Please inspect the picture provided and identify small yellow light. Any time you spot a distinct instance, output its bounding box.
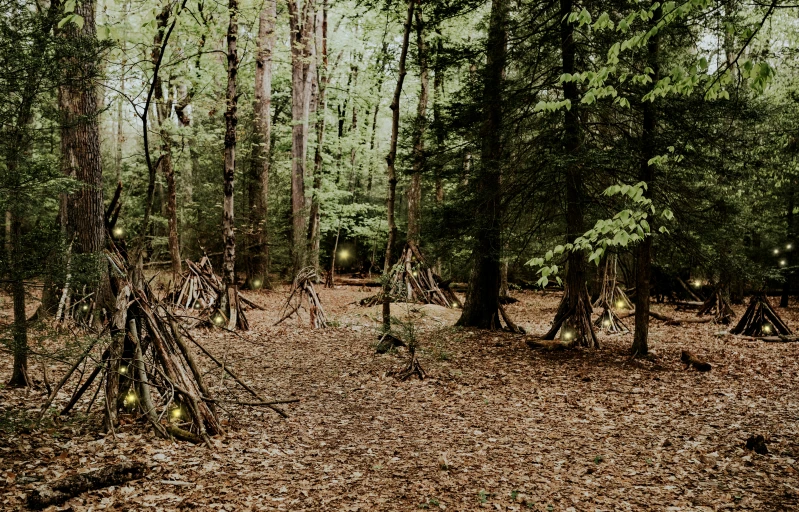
[603,319,610,327]
[563,331,572,341]
[763,324,772,333]
[616,300,625,309]
[125,392,136,404]
[81,304,89,311]
[171,408,181,419]
[693,280,702,288]
[194,302,203,310]
[213,315,224,325]
[252,279,262,289]
[774,248,780,255]
[780,260,787,267]
[412,271,418,277]
[119,366,126,374]
[113,227,124,237]
[339,249,350,260]
[788,244,793,250]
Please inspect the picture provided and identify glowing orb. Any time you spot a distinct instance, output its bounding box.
[763,324,772,333]
[252,279,262,289]
[124,392,136,404]
[171,408,181,419]
[693,280,702,288]
[412,271,418,277]
[774,249,780,255]
[194,302,203,310]
[781,260,787,266]
[339,250,350,260]
[603,319,610,327]
[81,304,89,311]
[119,366,126,374]
[113,227,124,237]
[616,301,625,309]
[563,331,573,341]
[213,315,224,325]
[788,244,794,250]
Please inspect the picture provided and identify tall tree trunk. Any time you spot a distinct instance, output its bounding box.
[406,6,429,247]
[115,43,125,185]
[59,0,104,257]
[383,0,416,329]
[781,186,794,307]
[222,0,239,329]
[456,0,507,329]
[632,3,661,355]
[248,0,276,288]
[8,214,28,388]
[541,0,597,347]
[288,0,316,275]
[308,0,328,276]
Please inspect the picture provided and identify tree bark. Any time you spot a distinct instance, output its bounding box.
[456,0,507,329]
[222,0,239,329]
[632,3,661,356]
[383,0,416,329]
[8,214,28,388]
[248,0,276,287]
[406,6,429,247]
[287,0,316,275]
[59,0,105,256]
[308,1,328,276]
[781,186,794,307]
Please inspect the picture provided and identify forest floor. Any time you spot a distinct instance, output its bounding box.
[1,286,799,511]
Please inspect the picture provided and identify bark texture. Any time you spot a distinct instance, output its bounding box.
[222,0,239,329]
[407,5,429,247]
[456,0,507,329]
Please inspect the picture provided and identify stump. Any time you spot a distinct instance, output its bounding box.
[730,293,791,337]
[275,267,328,329]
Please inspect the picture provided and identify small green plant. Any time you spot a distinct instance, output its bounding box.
[646,457,653,465]
[478,490,490,504]
[594,455,604,464]
[547,504,554,511]
[510,490,519,500]
[419,497,440,509]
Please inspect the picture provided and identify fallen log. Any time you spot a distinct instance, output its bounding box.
[27,462,146,510]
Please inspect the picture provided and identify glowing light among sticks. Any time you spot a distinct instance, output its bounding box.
[339,249,350,260]
[113,227,124,237]
[616,300,625,310]
[252,279,262,289]
[171,408,181,420]
[81,304,90,312]
[124,392,136,405]
[194,302,203,310]
[562,331,573,341]
[603,319,611,327]
[119,366,127,374]
[412,271,418,277]
[693,280,702,288]
[763,324,772,334]
[213,315,225,325]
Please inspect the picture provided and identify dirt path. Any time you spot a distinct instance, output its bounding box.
[2,289,798,510]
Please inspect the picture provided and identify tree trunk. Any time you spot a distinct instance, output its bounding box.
[456,0,507,329]
[249,0,276,287]
[288,0,316,275]
[222,0,239,329]
[8,214,28,388]
[59,0,105,257]
[407,6,429,247]
[308,1,328,276]
[781,186,794,307]
[383,0,416,329]
[115,43,125,185]
[632,2,661,356]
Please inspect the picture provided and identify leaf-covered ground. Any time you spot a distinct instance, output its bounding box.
[2,288,799,511]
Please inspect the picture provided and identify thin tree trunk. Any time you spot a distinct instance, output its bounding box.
[308,1,328,276]
[249,0,276,287]
[781,187,794,307]
[115,45,125,185]
[288,0,316,275]
[383,0,416,329]
[456,0,507,329]
[222,0,239,329]
[633,2,661,356]
[8,214,28,388]
[406,6,429,247]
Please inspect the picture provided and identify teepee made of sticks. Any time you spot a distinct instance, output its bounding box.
[697,285,735,324]
[730,293,792,337]
[171,257,258,330]
[275,267,328,328]
[592,256,632,333]
[361,243,461,308]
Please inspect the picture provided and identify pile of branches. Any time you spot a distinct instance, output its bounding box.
[592,256,631,334]
[697,285,735,324]
[275,267,328,328]
[42,248,291,445]
[360,243,461,308]
[730,293,791,337]
[170,257,260,330]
